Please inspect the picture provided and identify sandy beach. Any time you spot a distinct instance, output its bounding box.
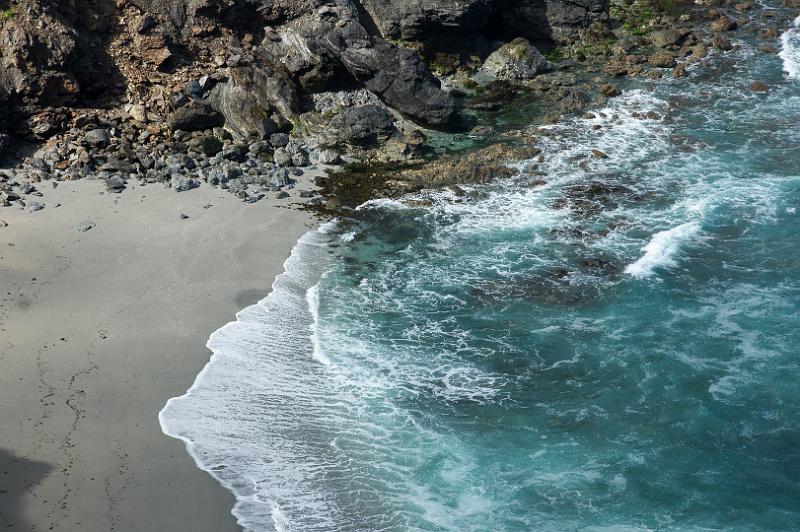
[0,178,317,531]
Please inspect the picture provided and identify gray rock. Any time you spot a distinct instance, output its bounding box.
[291,151,310,167]
[27,202,45,212]
[248,141,269,155]
[85,128,110,148]
[359,0,491,40]
[267,7,458,127]
[185,79,203,98]
[128,104,149,122]
[245,193,265,204]
[106,175,126,192]
[275,191,290,199]
[331,105,397,146]
[318,149,341,165]
[222,146,247,162]
[198,75,216,91]
[169,102,225,132]
[200,137,224,157]
[206,62,299,139]
[274,148,292,167]
[73,221,96,232]
[482,38,551,80]
[269,133,289,147]
[649,29,688,48]
[498,0,608,45]
[0,220,7,228]
[172,176,200,192]
[222,165,243,180]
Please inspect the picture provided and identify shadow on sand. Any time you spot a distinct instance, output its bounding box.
[0,448,53,532]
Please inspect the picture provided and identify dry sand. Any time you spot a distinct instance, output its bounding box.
[0,177,319,531]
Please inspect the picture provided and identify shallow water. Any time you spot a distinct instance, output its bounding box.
[161,13,800,531]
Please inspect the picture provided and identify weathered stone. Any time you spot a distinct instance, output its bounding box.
[73,221,96,232]
[318,149,341,165]
[330,105,397,147]
[269,133,290,147]
[600,84,621,97]
[291,151,310,167]
[85,129,110,148]
[710,16,737,32]
[201,137,224,157]
[170,102,225,132]
[106,175,126,192]
[274,148,292,166]
[712,35,734,50]
[481,38,551,80]
[649,29,689,47]
[648,52,677,68]
[172,176,200,191]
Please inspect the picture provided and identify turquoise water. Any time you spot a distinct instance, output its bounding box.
[161,12,800,532]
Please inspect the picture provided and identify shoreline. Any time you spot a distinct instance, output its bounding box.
[0,179,317,531]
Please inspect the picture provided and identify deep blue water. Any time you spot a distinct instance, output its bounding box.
[161,12,800,531]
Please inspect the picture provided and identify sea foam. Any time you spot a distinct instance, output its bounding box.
[780,16,800,79]
[625,222,702,278]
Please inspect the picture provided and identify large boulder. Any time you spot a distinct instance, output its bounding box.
[496,0,609,45]
[169,102,225,132]
[0,6,81,105]
[206,58,300,138]
[359,0,493,40]
[482,38,551,80]
[267,5,458,127]
[329,105,398,146]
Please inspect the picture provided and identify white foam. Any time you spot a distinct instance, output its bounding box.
[306,283,332,365]
[159,224,339,531]
[780,16,800,80]
[625,222,702,278]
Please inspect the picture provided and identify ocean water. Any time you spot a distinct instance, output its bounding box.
[161,13,800,531]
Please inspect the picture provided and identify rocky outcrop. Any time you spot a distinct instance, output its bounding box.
[263,4,458,127]
[359,0,493,41]
[0,0,619,202]
[206,60,299,139]
[0,5,81,106]
[496,0,609,45]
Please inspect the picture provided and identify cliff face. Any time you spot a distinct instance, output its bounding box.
[0,0,608,147]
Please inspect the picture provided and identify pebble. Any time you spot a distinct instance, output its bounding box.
[73,221,96,232]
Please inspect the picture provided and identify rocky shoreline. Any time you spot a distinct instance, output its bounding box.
[0,0,797,218]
